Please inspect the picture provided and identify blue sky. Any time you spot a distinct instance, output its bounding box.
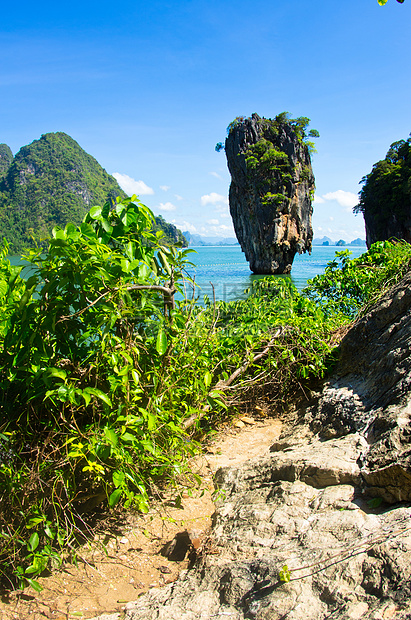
[1,0,410,242]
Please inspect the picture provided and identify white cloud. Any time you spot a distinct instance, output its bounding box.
[206,223,235,236]
[210,171,223,180]
[207,219,220,225]
[112,173,154,195]
[200,192,229,206]
[160,185,170,191]
[155,202,176,212]
[171,219,197,233]
[313,194,325,204]
[174,194,183,201]
[321,190,358,209]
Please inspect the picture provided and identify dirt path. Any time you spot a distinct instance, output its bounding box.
[0,417,281,620]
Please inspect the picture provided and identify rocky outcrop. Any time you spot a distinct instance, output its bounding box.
[225,114,314,274]
[0,144,13,181]
[123,270,411,620]
[354,137,411,248]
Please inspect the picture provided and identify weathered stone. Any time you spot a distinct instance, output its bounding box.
[124,271,411,619]
[225,114,314,274]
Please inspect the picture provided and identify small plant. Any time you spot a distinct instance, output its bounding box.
[279,565,291,582]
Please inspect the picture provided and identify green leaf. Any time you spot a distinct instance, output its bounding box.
[26,517,45,529]
[47,368,67,381]
[104,429,118,447]
[112,470,125,487]
[0,280,7,297]
[83,387,112,407]
[204,371,212,389]
[378,0,388,4]
[28,532,39,551]
[279,565,291,583]
[89,205,102,219]
[156,328,168,355]
[101,219,114,234]
[109,488,123,508]
[120,432,137,443]
[26,578,43,592]
[52,227,66,240]
[158,250,171,275]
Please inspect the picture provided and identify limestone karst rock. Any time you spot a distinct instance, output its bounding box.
[354,137,411,248]
[224,113,315,274]
[0,133,187,252]
[123,270,411,620]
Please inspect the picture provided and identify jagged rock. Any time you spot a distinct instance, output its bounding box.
[224,114,315,274]
[304,270,411,503]
[124,272,411,620]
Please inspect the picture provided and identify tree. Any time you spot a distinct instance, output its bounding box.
[378,0,405,4]
[354,136,411,247]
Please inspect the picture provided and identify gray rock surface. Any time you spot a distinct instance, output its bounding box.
[225,114,314,274]
[124,272,411,619]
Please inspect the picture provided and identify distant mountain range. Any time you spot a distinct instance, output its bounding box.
[184,232,366,248]
[312,236,366,247]
[0,132,186,253]
[183,231,239,246]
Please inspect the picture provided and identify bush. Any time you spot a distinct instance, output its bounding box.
[0,197,409,591]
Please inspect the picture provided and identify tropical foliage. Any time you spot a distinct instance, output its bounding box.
[0,194,409,592]
[0,133,187,253]
[354,136,411,244]
[0,133,125,252]
[237,113,317,211]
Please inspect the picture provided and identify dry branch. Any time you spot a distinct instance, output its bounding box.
[183,327,284,430]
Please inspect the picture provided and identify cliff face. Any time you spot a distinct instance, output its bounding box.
[355,137,411,248]
[225,114,315,274]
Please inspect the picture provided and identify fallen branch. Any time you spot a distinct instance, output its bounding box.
[183,326,284,430]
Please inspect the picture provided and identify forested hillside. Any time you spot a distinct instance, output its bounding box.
[0,133,186,252]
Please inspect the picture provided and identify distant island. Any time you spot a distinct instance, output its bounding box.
[183,231,239,246]
[312,236,366,247]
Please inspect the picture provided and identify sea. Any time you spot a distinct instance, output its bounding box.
[8,244,366,304]
[183,244,365,303]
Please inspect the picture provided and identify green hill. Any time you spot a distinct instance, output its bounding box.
[0,144,13,181]
[0,132,186,252]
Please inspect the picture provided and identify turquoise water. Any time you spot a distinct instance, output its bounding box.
[184,245,365,303]
[8,244,366,304]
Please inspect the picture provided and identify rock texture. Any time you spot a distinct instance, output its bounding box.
[225,114,314,274]
[0,144,13,181]
[124,270,411,620]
